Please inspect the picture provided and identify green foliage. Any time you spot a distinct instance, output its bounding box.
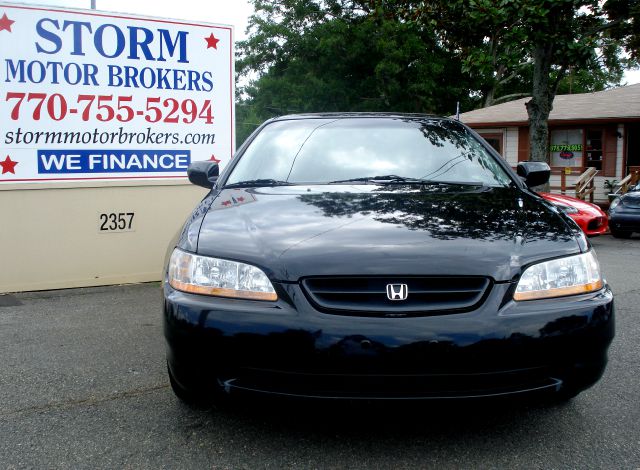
[236,0,478,146]
[400,0,635,107]
[394,0,638,165]
[556,65,625,95]
[605,0,640,60]
[604,179,619,192]
[235,0,639,158]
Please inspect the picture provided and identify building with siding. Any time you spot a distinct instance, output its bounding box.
[458,84,640,202]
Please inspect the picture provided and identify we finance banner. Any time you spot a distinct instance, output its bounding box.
[0,3,234,184]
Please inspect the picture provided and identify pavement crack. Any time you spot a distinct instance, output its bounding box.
[0,383,169,419]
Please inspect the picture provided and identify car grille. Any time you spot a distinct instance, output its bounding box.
[224,366,560,399]
[301,276,491,316]
[587,217,605,230]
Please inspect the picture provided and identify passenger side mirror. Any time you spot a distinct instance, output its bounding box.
[187,161,219,189]
[517,161,550,188]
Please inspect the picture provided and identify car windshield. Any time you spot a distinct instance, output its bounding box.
[226,118,513,187]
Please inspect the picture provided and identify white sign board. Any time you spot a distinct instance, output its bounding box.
[0,3,234,185]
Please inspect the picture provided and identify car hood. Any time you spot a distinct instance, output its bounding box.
[620,190,640,207]
[193,185,580,282]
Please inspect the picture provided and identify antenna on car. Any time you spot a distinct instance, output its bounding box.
[455,101,460,121]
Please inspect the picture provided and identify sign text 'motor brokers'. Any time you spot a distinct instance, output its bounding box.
[5,19,214,91]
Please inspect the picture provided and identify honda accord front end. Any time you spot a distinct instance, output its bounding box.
[163,114,614,403]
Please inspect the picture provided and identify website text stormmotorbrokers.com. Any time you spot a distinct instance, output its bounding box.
[4,126,216,146]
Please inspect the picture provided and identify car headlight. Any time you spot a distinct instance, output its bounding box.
[514,251,603,301]
[168,249,277,301]
[555,203,578,214]
[609,198,621,211]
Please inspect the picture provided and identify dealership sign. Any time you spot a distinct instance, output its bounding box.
[0,3,234,184]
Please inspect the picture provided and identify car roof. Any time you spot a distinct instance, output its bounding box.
[270,112,449,122]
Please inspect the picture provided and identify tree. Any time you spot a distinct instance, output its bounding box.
[237,0,639,166]
[402,0,638,168]
[236,0,479,145]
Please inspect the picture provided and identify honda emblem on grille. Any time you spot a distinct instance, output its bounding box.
[386,283,408,301]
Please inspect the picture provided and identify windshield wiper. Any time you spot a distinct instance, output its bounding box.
[224,179,294,189]
[329,175,486,186]
[329,175,421,184]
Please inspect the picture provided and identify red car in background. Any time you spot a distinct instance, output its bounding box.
[540,192,609,236]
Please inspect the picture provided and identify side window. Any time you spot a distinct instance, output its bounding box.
[585,129,603,171]
[478,133,503,156]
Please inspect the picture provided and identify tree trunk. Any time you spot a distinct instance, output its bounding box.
[525,44,556,191]
[482,56,505,108]
[483,87,495,108]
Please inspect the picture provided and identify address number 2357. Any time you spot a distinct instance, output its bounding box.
[99,212,135,232]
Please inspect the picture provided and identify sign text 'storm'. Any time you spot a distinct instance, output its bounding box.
[36,19,189,62]
[4,17,214,90]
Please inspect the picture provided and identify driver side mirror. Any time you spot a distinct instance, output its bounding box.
[517,161,550,188]
[187,161,219,189]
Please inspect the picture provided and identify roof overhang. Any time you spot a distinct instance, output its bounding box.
[466,116,640,128]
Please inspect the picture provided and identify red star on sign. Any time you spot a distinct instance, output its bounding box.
[0,155,18,174]
[221,200,231,206]
[0,13,15,32]
[237,197,245,202]
[209,154,221,163]
[205,33,220,49]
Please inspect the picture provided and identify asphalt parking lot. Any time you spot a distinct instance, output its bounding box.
[1,234,640,469]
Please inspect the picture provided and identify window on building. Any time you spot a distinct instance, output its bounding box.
[478,133,503,156]
[585,130,603,171]
[550,129,583,167]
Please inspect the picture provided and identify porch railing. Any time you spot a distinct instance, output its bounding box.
[610,167,640,196]
[550,167,598,203]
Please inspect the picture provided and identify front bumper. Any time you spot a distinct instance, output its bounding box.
[164,281,614,400]
[582,216,608,236]
[609,212,640,233]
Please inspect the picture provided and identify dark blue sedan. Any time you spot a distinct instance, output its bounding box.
[163,114,614,405]
[609,183,640,238]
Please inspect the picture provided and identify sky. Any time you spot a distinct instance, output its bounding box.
[19,0,254,39]
[10,0,640,85]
